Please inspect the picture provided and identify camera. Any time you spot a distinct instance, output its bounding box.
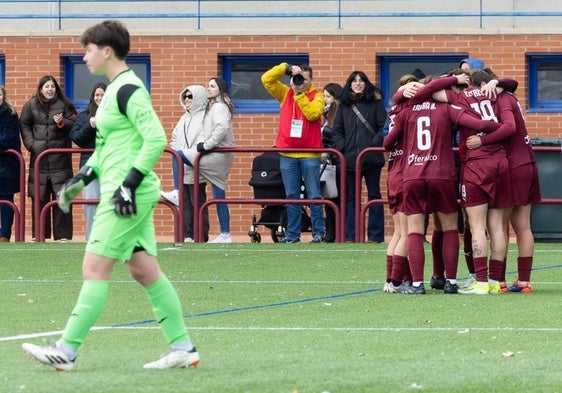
[292,74,304,86]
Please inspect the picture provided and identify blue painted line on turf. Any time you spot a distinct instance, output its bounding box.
[109,263,562,328]
[111,288,379,327]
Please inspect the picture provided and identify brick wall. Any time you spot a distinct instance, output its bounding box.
[3,32,562,242]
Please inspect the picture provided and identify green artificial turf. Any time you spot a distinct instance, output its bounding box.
[0,242,560,393]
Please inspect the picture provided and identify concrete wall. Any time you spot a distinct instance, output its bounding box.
[2,0,562,33]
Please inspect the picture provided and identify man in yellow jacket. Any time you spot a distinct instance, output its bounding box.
[261,62,326,243]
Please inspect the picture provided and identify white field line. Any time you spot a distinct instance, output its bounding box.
[2,325,561,343]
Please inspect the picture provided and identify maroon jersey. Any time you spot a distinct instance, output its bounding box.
[498,91,536,167]
[446,87,515,161]
[400,99,499,182]
[384,102,409,175]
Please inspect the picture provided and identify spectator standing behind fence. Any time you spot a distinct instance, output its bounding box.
[261,62,325,243]
[321,82,343,243]
[70,82,106,240]
[177,77,235,244]
[161,85,210,243]
[332,71,387,243]
[20,75,77,242]
[0,86,21,242]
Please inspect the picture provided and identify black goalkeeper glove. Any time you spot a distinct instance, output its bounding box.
[57,166,97,213]
[110,168,145,217]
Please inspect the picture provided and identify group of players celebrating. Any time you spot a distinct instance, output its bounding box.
[382,63,540,295]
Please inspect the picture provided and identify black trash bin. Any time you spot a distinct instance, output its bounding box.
[529,137,562,242]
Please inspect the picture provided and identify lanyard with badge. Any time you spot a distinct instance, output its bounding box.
[290,99,304,138]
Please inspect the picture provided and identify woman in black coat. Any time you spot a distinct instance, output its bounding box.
[70,82,106,240]
[20,75,77,242]
[0,86,21,242]
[333,71,387,243]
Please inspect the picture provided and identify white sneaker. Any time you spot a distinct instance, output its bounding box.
[184,237,194,243]
[209,233,232,243]
[143,348,200,369]
[461,273,477,289]
[161,189,179,207]
[22,342,75,371]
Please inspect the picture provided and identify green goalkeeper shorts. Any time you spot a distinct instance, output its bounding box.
[86,198,158,262]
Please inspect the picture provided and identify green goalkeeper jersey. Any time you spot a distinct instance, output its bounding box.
[87,69,167,204]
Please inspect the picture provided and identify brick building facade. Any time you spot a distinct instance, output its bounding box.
[2,31,561,241]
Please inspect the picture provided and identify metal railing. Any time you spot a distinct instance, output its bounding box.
[192,147,346,243]
[0,149,25,242]
[7,144,562,243]
[33,147,185,243]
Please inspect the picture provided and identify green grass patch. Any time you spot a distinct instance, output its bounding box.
[0,242,560,392]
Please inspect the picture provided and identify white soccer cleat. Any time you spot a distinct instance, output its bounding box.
[143,348,200,369]
[208,233,232,244]
[161,189,180,207]
[461,273,477,289]
[458,281,490,295]
[22,342,75,371]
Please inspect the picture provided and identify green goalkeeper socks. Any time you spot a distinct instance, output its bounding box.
[61,280,109,351]
[145,275,191,347]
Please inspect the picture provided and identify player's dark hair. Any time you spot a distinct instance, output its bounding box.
[446,68,470,90]
[398,74,418,87]
[470,69,493,87]
[80,20,130,60]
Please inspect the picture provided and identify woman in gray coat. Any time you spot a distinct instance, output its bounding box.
[20,75,77,242]
[186,77,235,243]
[161,85,210,242]
[163,79,234,243]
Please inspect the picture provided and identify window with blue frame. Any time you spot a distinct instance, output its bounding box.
[62,54,150,112]
[378,53,468,109]
[0,55,5,86]
[528,53,562,112]
[220,53,309,114]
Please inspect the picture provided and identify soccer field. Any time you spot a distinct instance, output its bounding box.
[1,242,560,393]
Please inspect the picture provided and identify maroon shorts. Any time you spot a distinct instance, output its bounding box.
[510,163,541,206]
[403,179,458,215]
[460,156,511,208]
[387,172,404,215]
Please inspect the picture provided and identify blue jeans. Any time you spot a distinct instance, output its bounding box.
[176,151,230,234]
[211,184,230,233]
[0,193,15,239]
[345,165,384,242]
[279,156,325,240]
[171,155,181,189]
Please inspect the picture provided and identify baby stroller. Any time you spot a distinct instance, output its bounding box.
[248,151,311,243]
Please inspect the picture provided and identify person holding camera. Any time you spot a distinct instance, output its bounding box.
[261,63,325,243]
[332,70,387,243]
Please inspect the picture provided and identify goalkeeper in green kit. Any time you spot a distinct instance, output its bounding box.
[22,20,200,371]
